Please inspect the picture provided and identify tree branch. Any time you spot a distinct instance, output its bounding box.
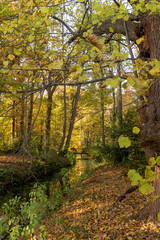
[67,18,140,44]
[52,15,75,35]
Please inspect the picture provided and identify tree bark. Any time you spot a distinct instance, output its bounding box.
[101,89,105,147]
[20,94,25,143]
[45,86,57,154]
[27,83,34,136]
[59,83,67,151]
[63,85,81,155]
[117,81,122,128]
[117,38,123,129]
[112,88,116,146]
[12,100,15,141]
[137,14,160,222]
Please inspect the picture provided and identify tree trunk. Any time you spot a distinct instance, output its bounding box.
[59,83,67,151]
[137,14,160,222]
[63,85,81,155]
[117,39,123,129]
[40,119,44,150]
[117,81,122,128]
[12,100,15,141]
[20,94,25,143]
[101,89,105,147]
[112,88,116,146]
[45,86,57,154]
[27,83,34,136]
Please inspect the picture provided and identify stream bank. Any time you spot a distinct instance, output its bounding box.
[0,151,72,199]
[0,158,99,239]
[41,165,160,240]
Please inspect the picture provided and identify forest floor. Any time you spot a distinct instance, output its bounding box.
[0,155,30,188]
[40,164,160,240]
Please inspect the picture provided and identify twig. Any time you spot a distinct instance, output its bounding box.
[113,185,138,206]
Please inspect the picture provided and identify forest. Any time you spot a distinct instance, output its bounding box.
[0,0,160,239]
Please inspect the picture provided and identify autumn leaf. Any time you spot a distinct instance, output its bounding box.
[8,54,15,61]
[156,156,160,166]
[139,179,154,195]
[128,169,143,186]
[118,136,131,148]
[145,166,156,181]
[149,157,156,167]
[132,127,140,134]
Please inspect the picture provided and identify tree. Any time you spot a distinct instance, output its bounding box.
[53,0,160,221]
[0,0,160,221]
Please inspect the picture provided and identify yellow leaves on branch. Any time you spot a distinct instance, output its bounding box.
[87,34,104,52]
[149,68,160,77]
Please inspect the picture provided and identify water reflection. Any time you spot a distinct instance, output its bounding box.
[0,159,92,209]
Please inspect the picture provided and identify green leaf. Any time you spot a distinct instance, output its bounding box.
[110,77,121,88]
[139,179,154,195]
[41,7,49,14]
[109,27,114,33]
[123,14,129,21]
[79,55,89,64]
[156,156,160,166]
[28,34,34,42]
[118,136,131,148]
[76,65,83,73]
[158,212,160,221]
[122,82,128,89]
[145,166,156,181]
[3,61,9,67]
[132,126,140,134]
[8,54,15,60]
[48,63,54,71]
[79,75,86,82]
[128,169,143,186]
[14,48,22,56]
[147,195,159,202]
[136,36,144,45]
[93,3,102,12]
[128,77,136,87]
[56,61,63,68]
[1,68,9,73]
[149,157,156,167]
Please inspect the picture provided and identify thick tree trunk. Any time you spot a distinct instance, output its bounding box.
[137,14,160,222]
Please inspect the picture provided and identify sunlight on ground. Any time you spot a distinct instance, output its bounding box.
[36,165,160,239]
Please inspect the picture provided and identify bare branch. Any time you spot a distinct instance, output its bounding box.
[52,15,75,35]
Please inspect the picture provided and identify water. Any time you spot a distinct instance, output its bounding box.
[0,159,93,218]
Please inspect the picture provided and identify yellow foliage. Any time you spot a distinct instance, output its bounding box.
[149,68,160,77]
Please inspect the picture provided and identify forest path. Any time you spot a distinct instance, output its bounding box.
[42,164,160,240]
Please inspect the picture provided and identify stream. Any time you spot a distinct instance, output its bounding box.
[0,157,95,221]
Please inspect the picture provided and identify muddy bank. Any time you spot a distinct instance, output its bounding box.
[0,151,72,198]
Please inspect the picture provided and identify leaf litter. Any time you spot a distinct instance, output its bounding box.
[38,165,160,239]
